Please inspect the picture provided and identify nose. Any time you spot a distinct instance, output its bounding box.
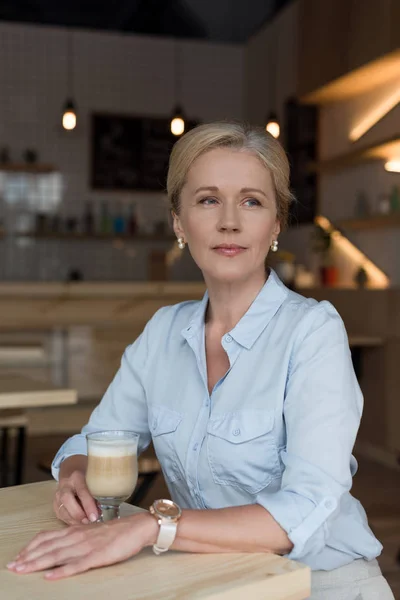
[217,202,241,232]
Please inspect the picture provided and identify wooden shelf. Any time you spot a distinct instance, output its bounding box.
[13,231,175,242]
[301,51,400,105]
[311,135,400,173]
[339,214,400,231]
[0,163,57,174]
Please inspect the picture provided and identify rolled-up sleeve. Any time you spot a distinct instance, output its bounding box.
[51,312,159,480]
[256,301,363,561]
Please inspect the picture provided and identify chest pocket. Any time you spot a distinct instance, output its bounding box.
[148,404,183,483]
[206,409,281,494]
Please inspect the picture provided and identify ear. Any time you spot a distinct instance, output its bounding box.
[172,211,185,240]
[273,218,281,240]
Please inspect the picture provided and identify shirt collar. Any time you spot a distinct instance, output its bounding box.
[181,269,288,349]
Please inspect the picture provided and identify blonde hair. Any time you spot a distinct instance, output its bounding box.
[167,121,294,229]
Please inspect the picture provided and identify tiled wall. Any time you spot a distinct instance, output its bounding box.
[0,23,244,281]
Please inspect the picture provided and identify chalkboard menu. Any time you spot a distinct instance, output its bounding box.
[91,113,197,191]
[284,98,318,225]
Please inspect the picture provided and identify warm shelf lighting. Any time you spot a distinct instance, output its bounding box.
[300,50,400,105]
[314,215,389,288]
[349,87,400,141]
[384,159,400,173]
[265,112,280,139]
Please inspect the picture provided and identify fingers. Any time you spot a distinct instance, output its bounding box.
[55,475,98,525]
[9,543,90,575]
[45,557,93,580]
[75,483,99,523]
[15,530,80,564]
[55,489,87,525]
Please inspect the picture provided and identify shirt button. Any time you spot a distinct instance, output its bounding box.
[324,499,334,510]
[225,334,232,343]
[232,428,240,436]
[193,443,198,451]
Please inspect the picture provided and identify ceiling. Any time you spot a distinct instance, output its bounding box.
[0,0,293,43]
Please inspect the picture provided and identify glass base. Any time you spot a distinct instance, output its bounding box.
[97,505,120,522]
[95,495,128,523]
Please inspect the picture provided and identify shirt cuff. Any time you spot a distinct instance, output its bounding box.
[51,434,88,481]
[256,489,338,560]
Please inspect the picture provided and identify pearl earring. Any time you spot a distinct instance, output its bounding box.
[271,240,278,252]
[177,237,185,250]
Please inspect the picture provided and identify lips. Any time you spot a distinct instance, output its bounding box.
[213,244,247,257]
[213,244,246,250]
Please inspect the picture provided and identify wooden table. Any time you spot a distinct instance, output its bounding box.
[0,481,311,600]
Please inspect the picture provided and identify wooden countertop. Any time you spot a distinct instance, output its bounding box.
[0,282,206,299]
[0,481,310,600]
[0,374,77,409]
[0,282,206,330]
[0,282,396,339]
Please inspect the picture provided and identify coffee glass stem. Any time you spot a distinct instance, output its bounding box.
[97,504,120,522]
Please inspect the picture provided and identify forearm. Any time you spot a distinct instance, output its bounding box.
[146,504,293,555]
[58,455,88,482]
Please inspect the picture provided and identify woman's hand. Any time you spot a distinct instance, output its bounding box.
[7,513,158,580]
[54,471,99,525]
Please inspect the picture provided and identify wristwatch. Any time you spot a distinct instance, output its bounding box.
[149,499,182,555]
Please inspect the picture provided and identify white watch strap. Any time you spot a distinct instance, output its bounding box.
[153,520,178,555]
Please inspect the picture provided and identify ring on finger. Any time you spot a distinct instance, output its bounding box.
[58,503,65,512]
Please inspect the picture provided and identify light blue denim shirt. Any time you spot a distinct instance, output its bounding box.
[52,269,382,570]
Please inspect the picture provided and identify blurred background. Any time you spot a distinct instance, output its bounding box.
[0,0,399,595]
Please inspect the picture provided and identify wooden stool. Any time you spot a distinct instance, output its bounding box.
[0,410,28,487]
[37,453,161,505]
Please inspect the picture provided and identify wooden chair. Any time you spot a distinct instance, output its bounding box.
[0,410,28,487]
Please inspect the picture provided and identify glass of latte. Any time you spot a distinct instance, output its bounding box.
[86,430,139,522]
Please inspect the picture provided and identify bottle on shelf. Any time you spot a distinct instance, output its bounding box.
[128,201,138,236]
[377,193,391,215]
[390,185,400,212]
[354,190,371,217]
[113,202,126,235]
[65,216,78,233]
[51,213,61,233]
[100,200,112,235]
[0,192,5,235]
[83,201,95,235]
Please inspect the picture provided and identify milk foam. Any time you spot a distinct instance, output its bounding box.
[88,439,137,458]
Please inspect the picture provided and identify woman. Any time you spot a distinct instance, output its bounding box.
[8,122,394,599]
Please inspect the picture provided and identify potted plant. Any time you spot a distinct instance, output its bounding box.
[311,225,338,287]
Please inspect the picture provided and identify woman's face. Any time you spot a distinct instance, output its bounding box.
[173,147,280,285]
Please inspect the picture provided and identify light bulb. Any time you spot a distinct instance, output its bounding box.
[62,110,77,130]
[266,119,280,139]
[384,159,400,173]
[171,116,185,136]
[62,98,77,130]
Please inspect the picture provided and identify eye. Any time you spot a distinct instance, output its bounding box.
[243,198,261,207]
[199,197,218,206]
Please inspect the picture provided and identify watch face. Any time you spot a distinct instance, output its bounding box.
[154,499,181,519]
